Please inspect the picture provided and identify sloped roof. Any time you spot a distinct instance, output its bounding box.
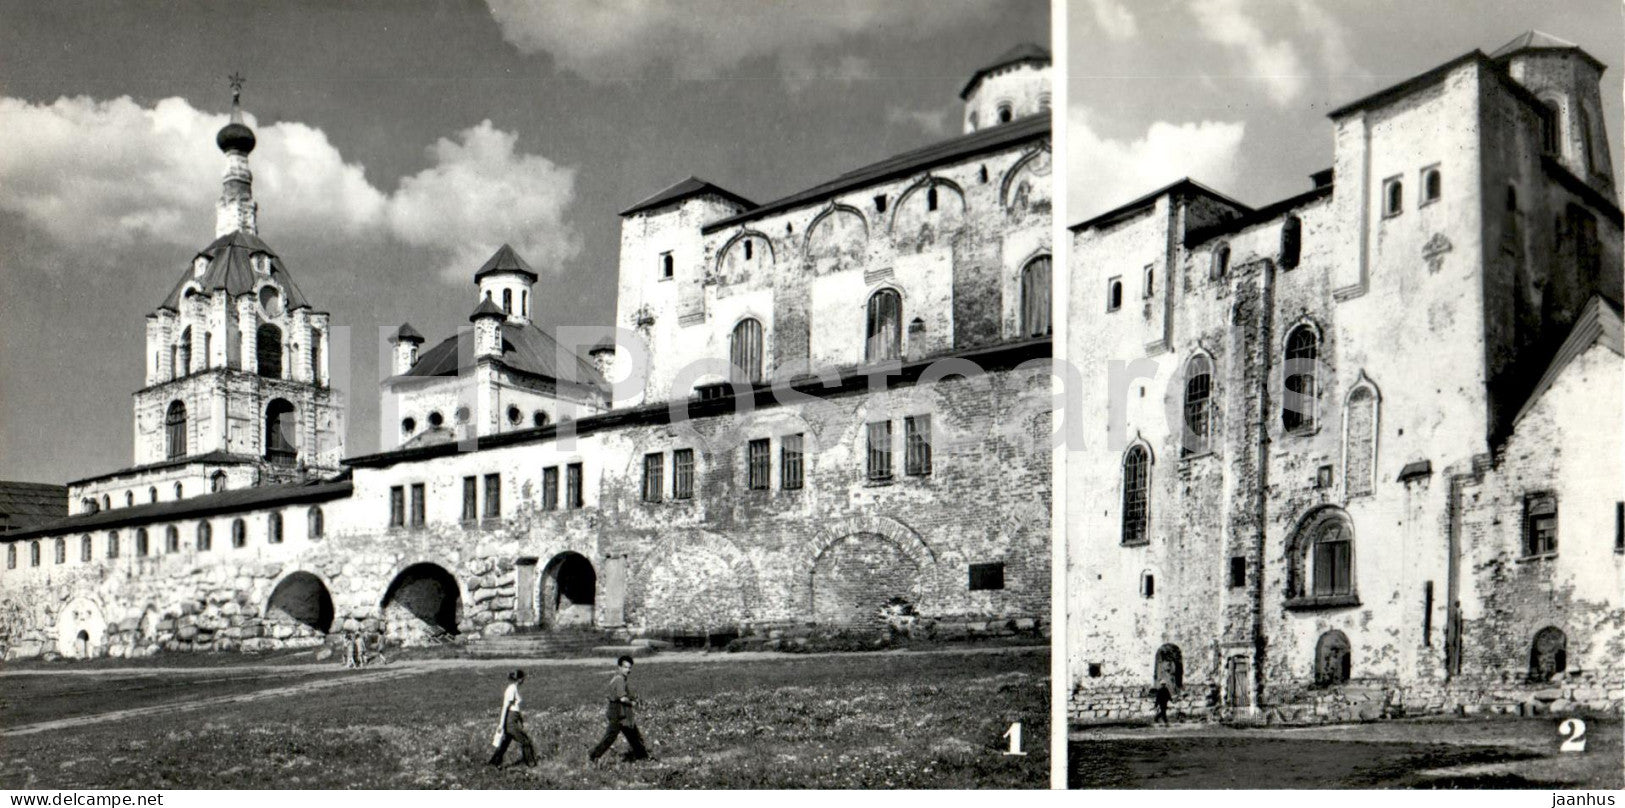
[960,42,1051,99]
[159,230,313,312]
[619,177,758,217]
[704,113,1050,234]
[2,477,351,542]
[393,323,425,343]
[470,297,506,320]
[67,451,261,488]
[1514,296,1624,425]
[472,243,538,283]
[1490,30,1605,71]
[0,482,67,534]
[1070,177,1250,233]
[397,320,608,391]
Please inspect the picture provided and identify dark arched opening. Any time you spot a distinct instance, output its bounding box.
[265,398,297,466]
[540,551,596,629]
[381,562,462,642]
[1529,626,1567,682]
[1155,644,1184,690]
[1314,630,1352,687]
[256,323,283,378]
[267,572,335,634]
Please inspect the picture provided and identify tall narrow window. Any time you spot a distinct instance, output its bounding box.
[1182,355,1213,456]
[7,544,15,569]
[660,252,674,279]
[1524,492,1558,557]
[866,420,893,481]
[926,186,939,211]
[231,519,246,548]
[1122,446,1150,545]
[204,332,212,370]
[410,483,426,527]
[308,506,325,539]
[542,466,559,511]
[483,474,501,518]
[310,332,322,385]
[1107,277,1123,311]
[256,323,283,378]
[1282,325,1319,432]
[174,482,183,500]
[390,486,406,528]
[1615,502,1623,552]
[178,327,192,375]
[1020,256,1052,337]
[55,537,66,564]
[502,288,512,315]
[1212,245,1231,279]
[673,449,695,500]
[1280,215,1302,269]
[1310,519,1353,597]
[1344,384,1378,497]
[567,462,584,509]
[781,433,804,490]
[1540,101,1559,154]
[30,541,40,566]
[747,439,771,490]
[1143,265,1154,298]
[166,400,187,459]
[1568,204,1600,286]
[106,531,119,559]
[904,415,932,476]
[461,477,477,522]
[1382,178,1402,217]
[731,318,764,385]
[197,522,212,552]
[135,529,149,557]
[1229,556,1246,588]
[643,453,664,502]
[268,512,283,544]
[264,399,297,466]
[865,289,902,362]
[1421,167,1441,204]
[211,472,226,493]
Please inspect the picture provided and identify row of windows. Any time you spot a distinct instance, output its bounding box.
[163,322,322,385]
[79,472,240,515]
[868,415,933,482]
[1381,166,1443,218]
[5,509,324,570]
[387,465,587,528]
[1106,217,1307,313]
[400,406,475,437]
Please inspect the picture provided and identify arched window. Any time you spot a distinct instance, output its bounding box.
[148,487,157,503]
[1314,630,1351,686]
[165,525,179,553]
[178,327,192,375]
[996,102,1013,124]
[1122,445,1151,545]
[265,399,297,466]
[521,291,528,319]
[1154,644,1183,689]
[231,519,247,548]
[197,522,212,552]
[135,529,149,556]
[165,400,187,459]
[865,289,902,362]
[308,506,325,540]
[1107,278,1124,311]
[256,323,283,378]
[1212,244,1231,279]
[126,491,134,507]
[54,538,66,564]
[1183,355,1213,455]
[1344,381,1379,497]
[106,531,119,559]
[101,494,110,511]
[310,332,321,385]
[926,186,939,212]
[1280,216,1302,269]
[7,543,15,569]
[80,534,92,562]
[730,318,765,385]
[173,482,183,500]
[1422,168,1441,203]
[30,541,40,566]
[1282,325,1320,432]
[502,288,512,314]
[1383,178,1403,217]
[661,253,674,279]
[1290,509,1355,601]
[269,512,284,544]
[1540,99,1560,154]
[211,471,226,493]
[1020,256,1052,337]
[1529,626,1567,682]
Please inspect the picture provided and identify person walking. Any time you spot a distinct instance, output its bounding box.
[1152,681,1173,725]
[588,655,649,763]
[488,669,538,768]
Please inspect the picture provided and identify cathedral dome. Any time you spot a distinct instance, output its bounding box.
[216,121,256,154]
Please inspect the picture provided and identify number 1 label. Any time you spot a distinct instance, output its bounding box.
[1003,721,1027,756]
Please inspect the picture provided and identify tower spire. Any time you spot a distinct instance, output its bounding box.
[215,72,258,237]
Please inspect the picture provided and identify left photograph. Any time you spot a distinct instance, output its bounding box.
[0,0,1054,791]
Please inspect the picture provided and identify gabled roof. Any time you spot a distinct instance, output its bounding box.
[0,482,67,534]
[1514,296,1624,425]
[159,230,313,312]
[960,42,1051,99]
[1070,178,1249,233]
[2,477,351,542]
[1490,30,1605,72]
[703,114,1050,234]
[618,177,758,218]
[393,323,425,343]
[396,321,608,392]
[470,297,506,320]
[472,243,539,283]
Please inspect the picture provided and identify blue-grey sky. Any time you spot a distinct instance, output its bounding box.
[0,0,1047,484]
[1068,0,1624,222]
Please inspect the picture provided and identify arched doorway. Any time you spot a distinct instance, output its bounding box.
[381,563,461,644]
[266,572,335,634]
[1529,626,1567,682]
[539,552,596,629]
[265,399,297,466]
[1154,644,1184,690]
[75,631,90,658]
[811,532,923,626]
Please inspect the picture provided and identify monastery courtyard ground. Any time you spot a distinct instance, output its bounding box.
[1069,714,1623,789]
[0,645,1047,789]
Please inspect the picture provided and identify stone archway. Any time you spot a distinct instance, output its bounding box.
[811,533,924,627]
[266,571,335,634]
[55,596,106,659]
[381,562,462,644]
[539,552,596,629]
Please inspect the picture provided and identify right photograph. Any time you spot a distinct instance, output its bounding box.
[1063,1,1624,789]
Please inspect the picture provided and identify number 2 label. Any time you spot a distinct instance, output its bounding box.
[1559,717,1587,753]
[1003,722,1027,756]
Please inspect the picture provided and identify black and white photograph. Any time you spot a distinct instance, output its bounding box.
[1063,0,1624,791]
[0,0,1053,790]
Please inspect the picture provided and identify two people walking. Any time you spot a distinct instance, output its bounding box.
[488,655,650,769]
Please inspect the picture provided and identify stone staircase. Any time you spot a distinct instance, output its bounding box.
[467,628,613,659]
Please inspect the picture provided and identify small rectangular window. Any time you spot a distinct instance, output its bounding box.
[969,562,1005,591]
[1316,465,1333,489]
[542,466,559,511]
[461,477,477,522]
[643,453,664,502]
[866,420,893,481]
[904,415,932,476]
[1523,492,1558,557]
[390,486,406,528]
[1229,556,1246,588]
[1382,176,1403,218]
[874,195,887,213]
[567,463,584,509]
[659,251,674,279]
[673,449,695,500]
[1616,502,1623,552]
[1143,265,1154,298]
[782,433,805,491]
[748,439,771,490]
[483,474,501,518]
[410,483,426,527]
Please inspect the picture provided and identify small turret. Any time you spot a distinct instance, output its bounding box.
[215,73,259,238]
[960,43,1052,134]
[474,244,539,324]
[1493,31,1615,197]
[470,298,505,359]
[390,323,425,375]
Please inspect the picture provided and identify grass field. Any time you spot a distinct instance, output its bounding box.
[1,648,1048,789]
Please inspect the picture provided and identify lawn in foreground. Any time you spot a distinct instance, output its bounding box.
[2,649,1047,789]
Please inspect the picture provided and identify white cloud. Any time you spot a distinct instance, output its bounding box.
[1293,0,1355,76]
[1188,0,1307,106]
[885,106,953,138]
[0,96,579,282]
[1084,0,1138,41]
[1069,107,1247,223]
[484,0,990,83]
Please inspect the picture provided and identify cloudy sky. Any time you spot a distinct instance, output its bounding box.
[1068,0,1624,222]
[0,0,1046,484]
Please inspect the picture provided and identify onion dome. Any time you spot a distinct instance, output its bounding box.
[216,121,256,154]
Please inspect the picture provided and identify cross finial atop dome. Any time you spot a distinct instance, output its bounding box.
[228,72,246,118]
[216,72,256,155]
